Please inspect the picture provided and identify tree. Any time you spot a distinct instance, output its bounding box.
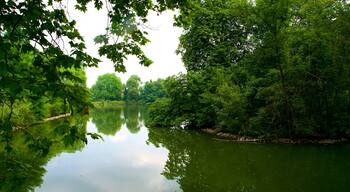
[177,0,253,71]
[140,79,166,103]
[0,0,189,141]
[124,75,141,102]
[0,0,191,178]
[148,0,350,139]
[90,74,123,101]
[149,0,253,130]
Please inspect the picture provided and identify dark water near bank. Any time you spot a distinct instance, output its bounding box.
[1,104,350,192]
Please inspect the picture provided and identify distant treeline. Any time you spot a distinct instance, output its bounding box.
[146,0,350,139]
[90,73,166,104]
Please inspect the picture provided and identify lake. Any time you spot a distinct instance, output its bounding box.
[1,104,350,192]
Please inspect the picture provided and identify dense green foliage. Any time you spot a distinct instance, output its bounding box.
[140,79,167,104]
[0,45,90,133]
[1,0,188,150]
[124,75,141,102]
[0,0,90,148]
[0,62,89,127]
[0,1,191,190]
[0,0,96,123]
[90,74,167,104]
[90,73,123,101]
[148,0,350,139]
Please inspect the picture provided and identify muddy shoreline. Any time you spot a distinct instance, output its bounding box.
[202,128,348,144]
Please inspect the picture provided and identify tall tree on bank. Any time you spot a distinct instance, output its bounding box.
[124,75,141,102]
[90,74,123,101]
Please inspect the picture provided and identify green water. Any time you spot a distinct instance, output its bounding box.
[1,104,350,192]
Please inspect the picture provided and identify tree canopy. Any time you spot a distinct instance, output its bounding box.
[0,0,188,122]
[124,75,141,102]
[90,73,123,101]
[1,0,350,143]
[1,0,191,151]
[140,79,167,103]
[147,0,350,139]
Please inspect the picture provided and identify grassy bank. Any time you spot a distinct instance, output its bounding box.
[1,99,70,128]
[92,101,125,109]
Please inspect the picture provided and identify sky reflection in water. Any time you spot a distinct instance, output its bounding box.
[31,105,350,192]
[37,106,180,192]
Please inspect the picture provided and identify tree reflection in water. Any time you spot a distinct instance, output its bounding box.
[0,115,89,192]
[124,104,142,134]
[2,105,350,192]
[90,103,144,135]
[90,106,124,135]
[146,127,350,192]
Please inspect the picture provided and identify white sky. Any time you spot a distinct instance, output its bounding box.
[69,3,186,87]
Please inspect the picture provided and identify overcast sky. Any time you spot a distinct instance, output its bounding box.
[68,3,186,87]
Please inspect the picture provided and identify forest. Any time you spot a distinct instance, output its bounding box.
[1,0,350,191]
[1,0,350,144]
[73,0,350,140]
[146,0,350,139]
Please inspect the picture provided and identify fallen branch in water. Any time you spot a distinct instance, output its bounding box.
[43,113,71,122]
[13,113,71,131]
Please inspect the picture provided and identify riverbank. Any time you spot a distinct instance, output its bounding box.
[92,100,125,108]
[202,128,349,144]
[13,113,72,130]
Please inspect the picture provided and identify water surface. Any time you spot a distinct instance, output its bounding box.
[1,104,349,192]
